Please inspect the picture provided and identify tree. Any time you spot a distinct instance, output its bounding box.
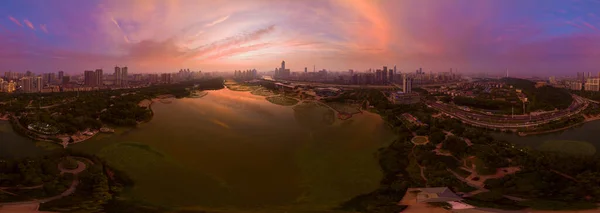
[442,136,468,156]
[429,131,446,144]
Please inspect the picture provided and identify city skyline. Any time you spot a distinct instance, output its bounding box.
[1,0,600,75]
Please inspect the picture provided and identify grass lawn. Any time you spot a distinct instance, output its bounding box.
[411,136,429,145]
[538,140,596,156]
[250,87,276,96]
[266,96,299,106]
[325,102,361,114]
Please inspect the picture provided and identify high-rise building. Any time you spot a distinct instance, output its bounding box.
[402,74,412,93]
[161,73,171,84]
[25,71,32,77]
[114,66,122,86]
[383,66,388,83]
[149,74,159,83]
[35,76,42,92]
[122,66,128,86]
[84,70,97,87]
[62,76,70,85]
[58,71,64,81]
[20,77,32,93]
[389,67,394,83]
[305,67,307,73]
[95,69,103,86]
[585,78,600,92]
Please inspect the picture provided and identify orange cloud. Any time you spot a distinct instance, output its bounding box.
[23,19,35,30]
[8,16,22,27]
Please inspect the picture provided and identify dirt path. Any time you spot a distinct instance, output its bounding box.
[0,160,87,210]
[448,157,521,197]
[550,169,579,182]
[410,145,428,184]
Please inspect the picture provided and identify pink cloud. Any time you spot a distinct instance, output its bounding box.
[23,19,35,30]
[581,21,598,30]
[40,24,48,33]
[8,16,23,27]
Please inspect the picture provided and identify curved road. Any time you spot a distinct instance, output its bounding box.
[0,161,87,208]
[427,94,589,129]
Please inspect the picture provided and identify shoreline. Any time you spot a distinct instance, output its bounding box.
[518,115,600,136]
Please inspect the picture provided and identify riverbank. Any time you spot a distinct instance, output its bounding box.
[518,115,600,136]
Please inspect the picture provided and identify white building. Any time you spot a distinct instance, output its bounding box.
[585,77,600,92]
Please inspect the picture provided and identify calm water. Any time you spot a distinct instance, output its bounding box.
[58,88,396,211]
[493,120,600,151]
[0,121,46,158]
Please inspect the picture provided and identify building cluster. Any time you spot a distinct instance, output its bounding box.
[565,72,600,91]
[274,61,291,79]
[233,69,258,81]
[1,68,206,94]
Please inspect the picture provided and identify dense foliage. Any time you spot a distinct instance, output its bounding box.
[339,87,599,211]
[453,96,514,111]
[502,78,572,111]
[2,78,224,135]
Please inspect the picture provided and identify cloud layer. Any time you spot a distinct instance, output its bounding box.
[0,0,599,76]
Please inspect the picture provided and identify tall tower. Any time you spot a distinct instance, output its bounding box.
[122,66,128,86]
[505,69,509,78]
[84,70,97,87]
[35,76,42,92]
[114,66,122,86]
[95,69,103,86]
[281,61,285,70]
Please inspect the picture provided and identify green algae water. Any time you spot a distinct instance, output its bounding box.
[64,88,395,211]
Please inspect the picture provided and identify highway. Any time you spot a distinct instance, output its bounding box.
[427,94,589,129]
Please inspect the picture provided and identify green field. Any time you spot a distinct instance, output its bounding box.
[538,140,596,156]
[266,96,299,106]
[325,102,361,114]
[251,87,277,97]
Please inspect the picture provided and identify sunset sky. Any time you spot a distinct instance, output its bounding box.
[1,0,599,76]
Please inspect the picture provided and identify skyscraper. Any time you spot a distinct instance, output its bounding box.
[21,77,32,93]
[122,66,128,86]
[305,67,307,73]
[403,74,412,93]
[84,70,97,86]
[161,73,171,84]
[95,69,103,86]
[62,76,70,85]
[383,66,388,83]
[58,71,64,81]
[114,66,122,86]
[35,76,42,92]
[389,67,394,83]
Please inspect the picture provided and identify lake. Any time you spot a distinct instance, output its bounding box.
[0,88,396,211]
[0,121,48,158]
[493,120,600,155]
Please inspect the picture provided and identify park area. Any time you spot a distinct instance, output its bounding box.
[266,96,299,106]
[250,87,276,96]
[325,102,361,115]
